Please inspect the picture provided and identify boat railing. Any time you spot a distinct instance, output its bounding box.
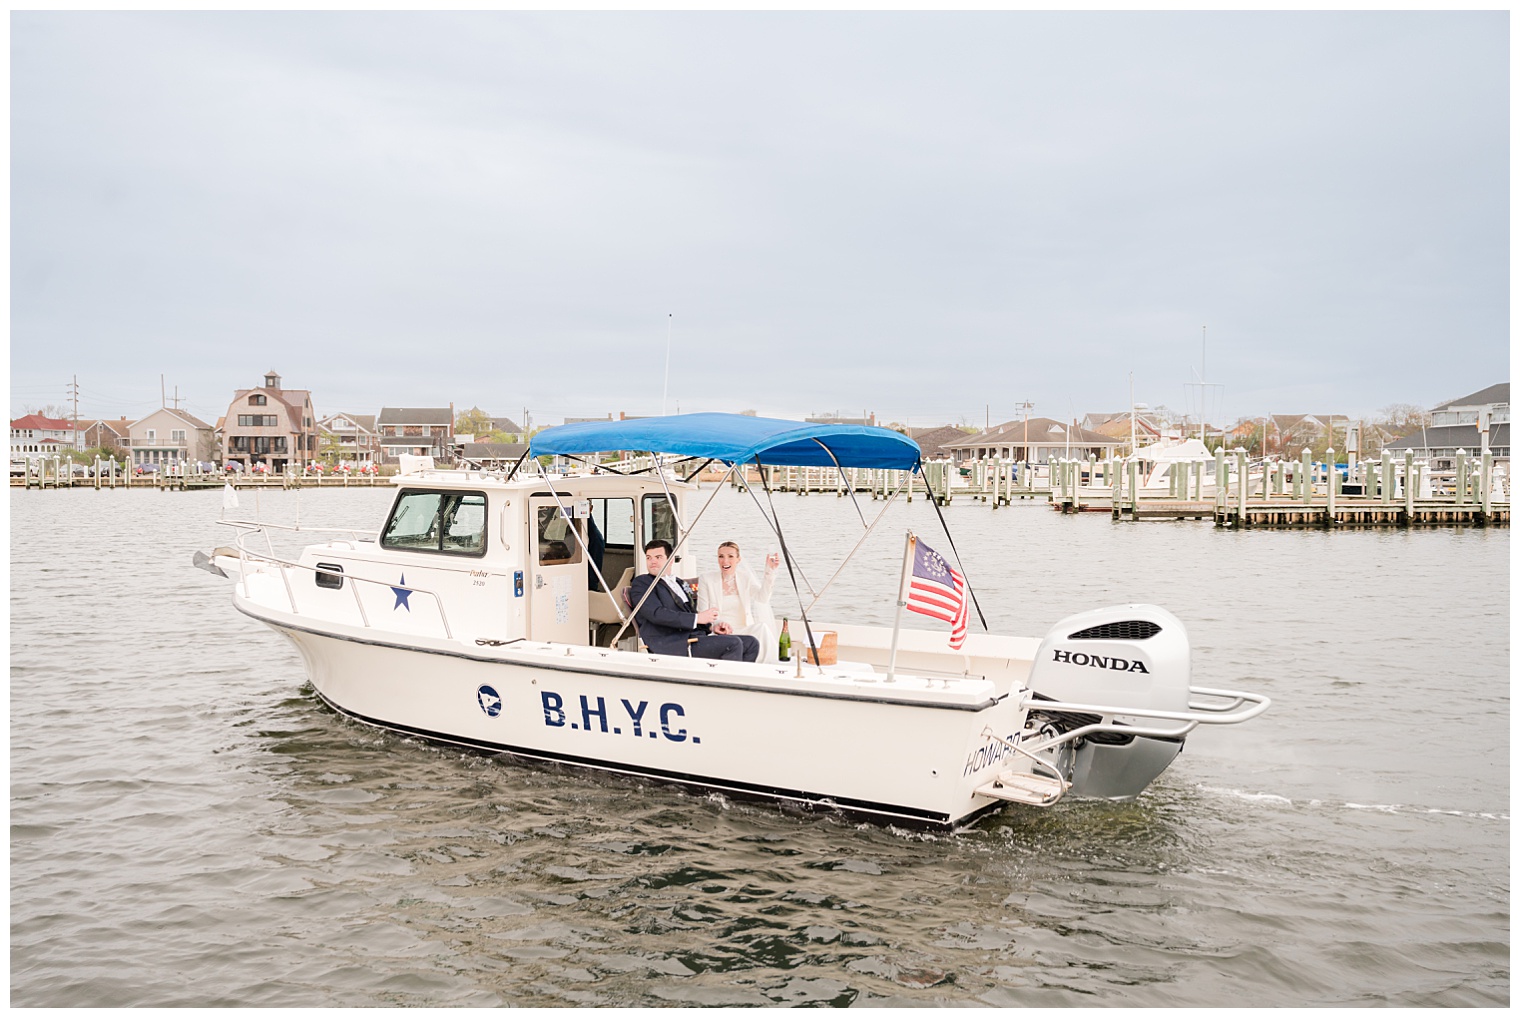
[225,524,454,641]
[221,517,379,552]
[1012,684,1271,755]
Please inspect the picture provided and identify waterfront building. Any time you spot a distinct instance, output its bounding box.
[489,416,523,441]
[222,370,319,473]
[947,418,1121,464]
[1084,412,1170,453]
[1264,414,1349,456]
[318,412,381,466]
[10,413,79,460]
[907,425,970,460]
[378,405,455,465]
[127,408,216,469]
[458,441,529,469]
[77,417,130,454]
[1385,382,1510,467]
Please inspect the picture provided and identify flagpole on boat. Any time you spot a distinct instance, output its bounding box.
[885,531,916,683]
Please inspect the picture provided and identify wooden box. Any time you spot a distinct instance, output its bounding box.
[803,630,838,666]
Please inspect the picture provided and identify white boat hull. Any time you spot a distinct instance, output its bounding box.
[248,601,1030,829]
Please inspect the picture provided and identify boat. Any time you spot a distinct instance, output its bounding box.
[199,413,1267,830]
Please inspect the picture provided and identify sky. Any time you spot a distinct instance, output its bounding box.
[9,11,1510,431]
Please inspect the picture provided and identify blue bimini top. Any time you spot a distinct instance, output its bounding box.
[529,412,922,470]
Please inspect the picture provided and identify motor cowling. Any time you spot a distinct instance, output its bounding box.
[1021,605,1193,799]
[1026,604,1191,721]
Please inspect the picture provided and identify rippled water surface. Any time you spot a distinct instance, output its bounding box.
[11,486,1509,1005]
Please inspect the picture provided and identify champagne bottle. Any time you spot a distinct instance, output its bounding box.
[778,618,791,661]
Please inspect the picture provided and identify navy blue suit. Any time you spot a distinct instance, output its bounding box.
[628,572,759,661]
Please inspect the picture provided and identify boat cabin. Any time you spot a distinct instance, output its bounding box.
[300,470,695,648]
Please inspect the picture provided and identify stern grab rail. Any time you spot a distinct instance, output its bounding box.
[1012,685,1270,756]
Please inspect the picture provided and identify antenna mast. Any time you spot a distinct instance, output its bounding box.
[662,314,672,416]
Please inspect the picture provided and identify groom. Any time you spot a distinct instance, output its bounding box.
[629,540,759,661]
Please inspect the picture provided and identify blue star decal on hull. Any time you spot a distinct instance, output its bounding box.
[392,573,412,611]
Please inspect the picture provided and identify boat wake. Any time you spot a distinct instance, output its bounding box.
[1195,784,1507,822]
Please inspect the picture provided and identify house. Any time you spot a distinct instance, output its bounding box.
[222,370,319,472]
[1266,414,1349,456]
[946,418,1122,464]
[1083,412,1167,453]
[1431,382,1509,428]
[1385,383,1510,467]
[10,414,79,461]
[318,412,381,465]
[77,417,131,453]
[488,417,522,441]
[127,408,216,469]
[908,426,970,460]
[378,405,455,465]
[458,442,529,469]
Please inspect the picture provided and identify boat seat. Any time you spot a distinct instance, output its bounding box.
[589,567,635,624]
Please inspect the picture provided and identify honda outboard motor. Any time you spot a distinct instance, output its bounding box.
[1024,604,1192,800]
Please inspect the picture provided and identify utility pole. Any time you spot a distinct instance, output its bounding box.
[1199,325,1206,441]
[1016,399,1033,463]
[68,375,80,451]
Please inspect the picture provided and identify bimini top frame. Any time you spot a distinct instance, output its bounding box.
[530,412,922,470]
[530,412,978,669]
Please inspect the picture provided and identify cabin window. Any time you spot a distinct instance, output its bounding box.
[315,562,344,589]
[587,497,635,588]
[588,498,635,548]
[381,489,488,556]
[641,494,679,548]
[442,494,487,552]
[536,506,583,565]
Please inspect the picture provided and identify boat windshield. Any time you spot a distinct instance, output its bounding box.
[381,489,488,556]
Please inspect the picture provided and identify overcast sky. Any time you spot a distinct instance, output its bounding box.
[10,11,1509,430]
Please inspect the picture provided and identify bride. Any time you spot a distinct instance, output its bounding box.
[697,541,781,663]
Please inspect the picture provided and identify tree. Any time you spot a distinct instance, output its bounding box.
[1149,404,1187,426]
[1376,403,1433,437]
[1227,420,1268,456]
[71,445,121,466]
[455,406,493,439]
[317,429,346,467]
[23,403,68,420]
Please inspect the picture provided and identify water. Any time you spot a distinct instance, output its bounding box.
[10,486,1508,1005]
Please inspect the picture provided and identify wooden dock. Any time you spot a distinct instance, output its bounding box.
[11,461,389,492]
[1214,498,1507,528]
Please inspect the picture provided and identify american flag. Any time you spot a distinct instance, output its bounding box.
[905,538,968,649]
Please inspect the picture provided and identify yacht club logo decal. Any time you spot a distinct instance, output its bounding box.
[391,573,412,611]
[477,685,502,717]
[540,691,700,744]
